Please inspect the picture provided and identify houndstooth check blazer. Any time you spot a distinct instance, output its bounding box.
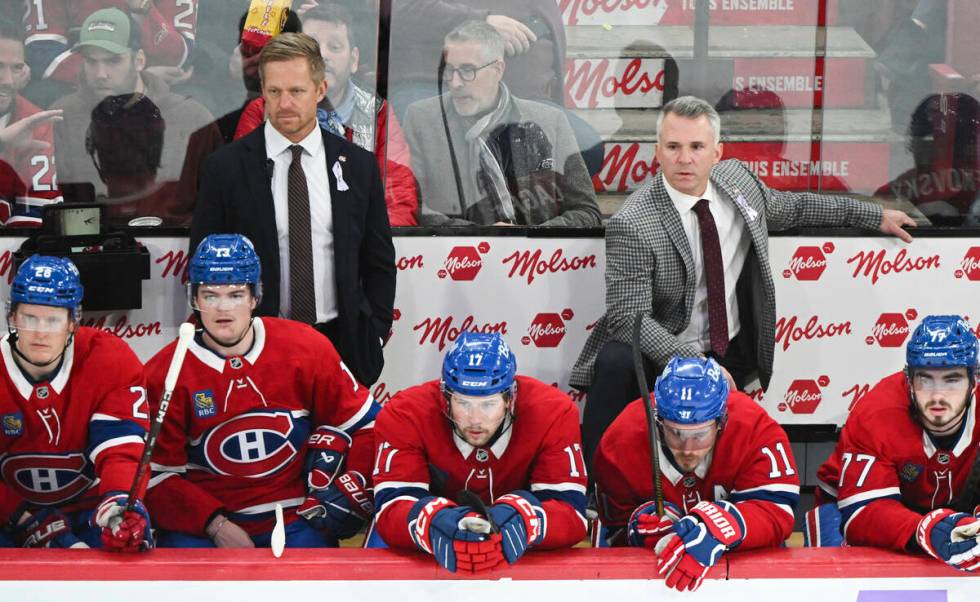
[569,159,882,391]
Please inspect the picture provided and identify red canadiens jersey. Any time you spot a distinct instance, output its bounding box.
[373,377,588,551]
[594,392,800,550]
[829,371,980,551]
[144,318,379,536]
[0,328,148,523]
[25,0,197,81]
[0,95,62,226]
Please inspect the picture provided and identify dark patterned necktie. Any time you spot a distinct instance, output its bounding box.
[693,198,728,357]
[287,144,316,323]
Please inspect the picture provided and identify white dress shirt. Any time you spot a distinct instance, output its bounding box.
[663,174,751,353]
[265,123,338,323]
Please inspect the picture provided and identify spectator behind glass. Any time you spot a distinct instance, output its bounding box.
[85,94,188,227]
[876,93,980,226]
[403,20,599,227]
[0,20,63,227]
[22,0,195,109]
[234,3,419,226]
[51,7,220,225]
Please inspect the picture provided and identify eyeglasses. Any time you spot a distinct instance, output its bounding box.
[442,60,498,82]
[912,372,970,393]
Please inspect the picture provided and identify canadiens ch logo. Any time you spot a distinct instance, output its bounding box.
[0,453,92,505]
[35,386,49,400]
[937,453,951,465]
[193,390,217,418]
[200,410,308,478]
[900,463,923,482]
[229,357,243,370]
[2,412,23,436]
[475,448,489,462]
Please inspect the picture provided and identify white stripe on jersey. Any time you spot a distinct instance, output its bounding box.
[90,413,121,423]
[374,481,429,493]
[838,487,901,509]
[234,497,305,515]
[377,494,423,516]
[732,483,801,496]
[150,462,186,473]
[89,435,145,462]
[530,482,587,494]
[148,471,178,489]
[336,394,377,433]
[843,505,868,538]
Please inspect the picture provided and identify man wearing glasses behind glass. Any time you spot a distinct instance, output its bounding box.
[402,20,599,227]
[805,315,980,574]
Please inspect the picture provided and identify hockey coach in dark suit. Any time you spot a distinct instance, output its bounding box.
[571,95,917,466]
[191,33,395,386]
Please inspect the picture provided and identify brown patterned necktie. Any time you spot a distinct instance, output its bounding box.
[693,198,728,357]
[287,144,316,323]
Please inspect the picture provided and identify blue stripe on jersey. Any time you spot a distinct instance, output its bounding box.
[375,484,430,509]
[535,488,588,518]
[839,492,903,526]
[343,396,382,436]
[87,418,146,454]
[730,489,800,510]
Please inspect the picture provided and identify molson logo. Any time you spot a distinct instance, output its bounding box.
[439,243,489,281]
[774,315,852,352]
[564,58,667,109]
[396,255,424,271]
[156,249,190,283]
[846,249,941,284]
[79,315,163,339]
[594,142,657,193]
[0,249,16,284]
[502,248,598,284]
[955,246,980,281]
[778,376,829,414]
[842,383,872,412]
[783,243,833,281]
[413,315,508,351]
[560,0,669,26]
[866,310,916,347]
[522,310,574,348]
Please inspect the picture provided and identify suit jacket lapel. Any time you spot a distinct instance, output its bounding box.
[241,125,279,255]
[651,173,695,282]
[323,130,349,250]
[711,171,768,252]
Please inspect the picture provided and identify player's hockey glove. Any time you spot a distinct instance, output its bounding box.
[408,496,505,573]
[656,500,745,592]
[488,491,546,564]
[9,506,87,548]
[802,502,844,547]
[304,425,351,490]
[916,508,980,572]
[627,500,683,549]
[297,470,374,539]
[91,492,154,553]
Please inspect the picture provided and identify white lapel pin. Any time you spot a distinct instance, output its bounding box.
[332,160,349,191]
[735,194,758,222]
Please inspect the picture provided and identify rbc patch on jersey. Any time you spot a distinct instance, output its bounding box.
[900,462,923,483]
[193,390,217,418]
[2,412,23,436]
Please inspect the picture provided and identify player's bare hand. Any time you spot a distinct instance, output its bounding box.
[144,66,194,87]
[0,109,62,154]
[486,15,536,56]
[207,515,255,548]
[879,209,915,243]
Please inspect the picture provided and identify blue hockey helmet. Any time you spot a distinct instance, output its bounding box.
[654,356,729,424]
[906,315,978,372]
[188,234,262,300]
[10,255,84,318]
[441,332,517,398]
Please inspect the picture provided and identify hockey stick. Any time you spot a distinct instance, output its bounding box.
[632,312,665,516]
[271,503,286,557]
[126,323,195,512]
[457,489,499,534]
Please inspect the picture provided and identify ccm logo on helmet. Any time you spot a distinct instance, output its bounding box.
[1,453,92,505]
[202,411,308,478]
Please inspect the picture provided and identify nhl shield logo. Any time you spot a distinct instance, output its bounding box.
[229,357,243,370]
[35,386,49,400]
[193,390,217,418]
[475,448,489,462]
[937,452,951,465]
[2,413,23,436]
[683,476,697,488]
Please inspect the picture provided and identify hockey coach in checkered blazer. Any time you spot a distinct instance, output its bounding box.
[571,95,917,468]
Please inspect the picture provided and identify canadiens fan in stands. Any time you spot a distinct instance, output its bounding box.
[805,315,980,572]
[0,256,152,552]
[370,332,588,573]
[593,356,800,591]
[144,234,379,548]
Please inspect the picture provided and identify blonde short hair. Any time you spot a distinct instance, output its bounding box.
[258,32,326,85]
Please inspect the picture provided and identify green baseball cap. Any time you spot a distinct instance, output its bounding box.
[73,8,135,55]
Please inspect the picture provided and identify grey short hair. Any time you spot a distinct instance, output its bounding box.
[445,20,505,64]
[657,96,722,144]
